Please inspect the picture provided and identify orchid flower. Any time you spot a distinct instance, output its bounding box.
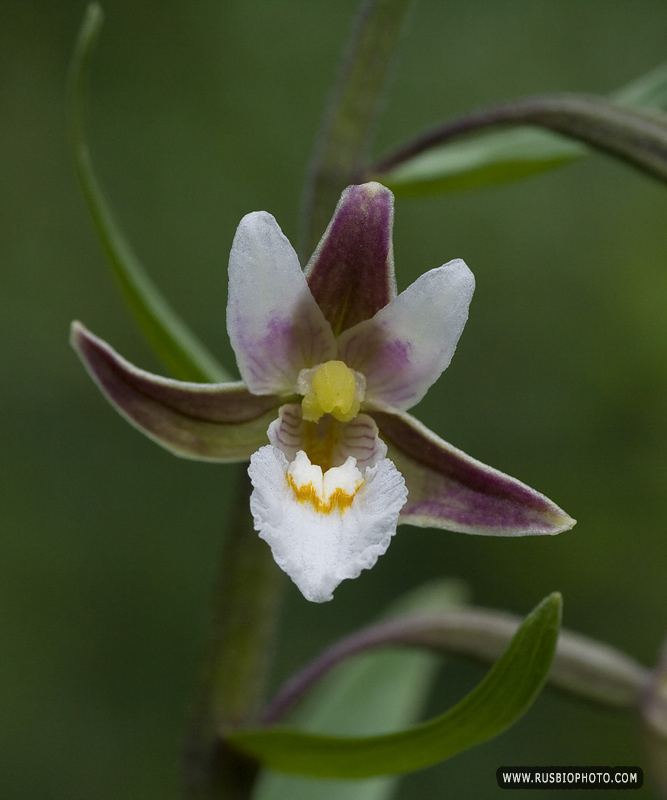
[71,182,575,602]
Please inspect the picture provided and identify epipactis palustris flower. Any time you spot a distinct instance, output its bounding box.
[71,182,575,602]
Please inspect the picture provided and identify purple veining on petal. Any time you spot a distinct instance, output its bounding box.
[239,317,297,384]
[232,299,335,394]
[364,338,419,406]
[267,404,306,462]
[267,406,386,471]
[341,326,413,372]
[335,414,386,469]
[227,211,337,395]
[338,261,475,412]
[373,410,575,536]
[338,322,422,408]
[305,183,397,335]
[72,322,278,461]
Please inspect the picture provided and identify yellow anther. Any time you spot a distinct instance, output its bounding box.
[313,361,356,414]
[301,360,360,423]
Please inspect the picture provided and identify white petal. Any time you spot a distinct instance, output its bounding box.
[267,404,387,469]
[336,260,475,410]
[226,211,336,395]
[248,446,407,602]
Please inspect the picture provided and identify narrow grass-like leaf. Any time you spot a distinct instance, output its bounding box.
[68,4,229,382]
[254,579,467,800]
[230,592,561,779]
[373,61,667,195]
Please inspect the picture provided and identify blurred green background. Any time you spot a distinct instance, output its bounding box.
[3,1,667,797]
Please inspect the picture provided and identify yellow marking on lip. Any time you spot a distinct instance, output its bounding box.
[286,474,359,514]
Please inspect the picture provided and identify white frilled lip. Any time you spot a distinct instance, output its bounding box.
[248,445,407,603]
[256,407,407,602]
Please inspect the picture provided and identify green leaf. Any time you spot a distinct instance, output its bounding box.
[373,60,667,196]
[612,60,667,108]
[231,592,562,779]
[375,128,583,196]
[68,4,230,383]
[254,580,468,800]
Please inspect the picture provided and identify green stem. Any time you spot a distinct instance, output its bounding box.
[181,4,412,791]
[300,0,412,258]
[182,466,284,800]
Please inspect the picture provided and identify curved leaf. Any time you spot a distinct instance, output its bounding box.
[373,61,667,195]
[229,592,561,779]
[254,579,468,800]
[376,128,582,196]
[612,60,667,108]
[68,4,229,382]
[262,606,646,725]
